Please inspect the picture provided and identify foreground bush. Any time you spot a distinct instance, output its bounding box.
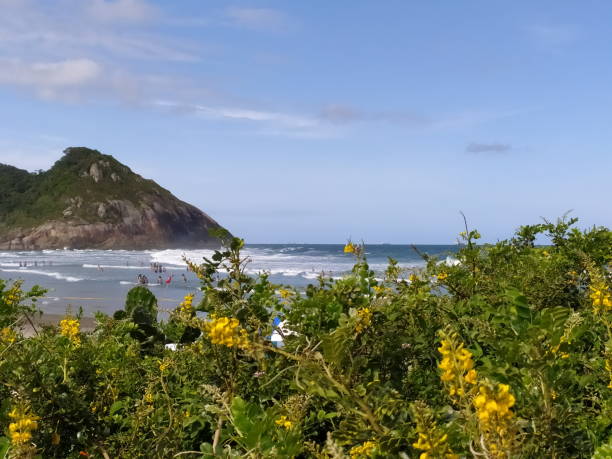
[0,218,611,458]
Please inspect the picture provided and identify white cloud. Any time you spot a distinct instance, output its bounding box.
[225,7,289,31]
[86,0,158,24]
[0,58,103,100]
[0,0,199,62]
[0,58,101,88]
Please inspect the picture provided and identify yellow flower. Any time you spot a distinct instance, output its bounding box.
[437,331,478,400]
[179,294,195,313]
[8,406,39,446]
[465,369,478,385]
[344,242,356,253]
[159,359,172,372]
[10,431,32,445]
[473,382,516,456]
[437,272,448,281]
[3,282,23,306]
[59,317,81,346]
[355,307,373,334]
[589,283,612,311]
[144,392,154,403]
[204,317,250,349]
[409,273,418,283]
[0,327,17,344]
[349,440,376,458]
[278,288,293,299]
[274,415,293,430]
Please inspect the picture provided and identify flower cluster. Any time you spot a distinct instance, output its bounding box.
[274,415,293,430]
[278,288,293,300]
[437,272,448,281]
[59,317,81,346]
[179,294,195,313]
[412,433,457,459]
[589,281,611,313]
[8,406,39,446]
[473,383,516,457]
[3,282,22,306]
[159,359,172,373]
[438,331,477,399]
[205,316,250,349]
[372,285,389,295]
[343,242,356,254]
[411,401,457,459]
[355,307,372,334]
[0,326,16,344]
[349,440,376,458]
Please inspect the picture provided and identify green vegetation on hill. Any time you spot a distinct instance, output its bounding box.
[0,218,611,457]
[0,147,173,232]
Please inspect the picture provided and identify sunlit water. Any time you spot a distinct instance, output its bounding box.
[0,244,458,315]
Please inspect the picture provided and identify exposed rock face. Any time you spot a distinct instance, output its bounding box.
[0,147,227,250]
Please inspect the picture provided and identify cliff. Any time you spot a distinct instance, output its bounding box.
[0,147,227,250]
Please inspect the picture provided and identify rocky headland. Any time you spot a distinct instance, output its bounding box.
[0,147,227,250]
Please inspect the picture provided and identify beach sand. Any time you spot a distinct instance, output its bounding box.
[20,313,97,338]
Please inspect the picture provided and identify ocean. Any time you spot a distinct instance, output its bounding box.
[0,244,459,316]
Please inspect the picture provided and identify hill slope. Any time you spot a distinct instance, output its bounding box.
[0,147,227,250]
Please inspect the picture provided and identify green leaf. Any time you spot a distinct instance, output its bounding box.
[592,441,612,459]
[110,400,125,415]
[0,437,10,459]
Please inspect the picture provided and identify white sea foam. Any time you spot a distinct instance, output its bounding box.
[149,249,216,267]
[443,256,461,267]
[83,264,143,270]
[0,269,83,282]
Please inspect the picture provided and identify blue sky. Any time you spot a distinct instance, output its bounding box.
[0,0,610,243]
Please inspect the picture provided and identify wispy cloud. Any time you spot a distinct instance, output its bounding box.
[155,100,319,130]
[319,104,430,126]
[466,142,512,154]
[225,7,290,31]
[0,1,523,138]
[0,0,200,62]
[85,0,159,24]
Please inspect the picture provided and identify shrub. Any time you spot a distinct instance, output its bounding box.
[0,217,610,457]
